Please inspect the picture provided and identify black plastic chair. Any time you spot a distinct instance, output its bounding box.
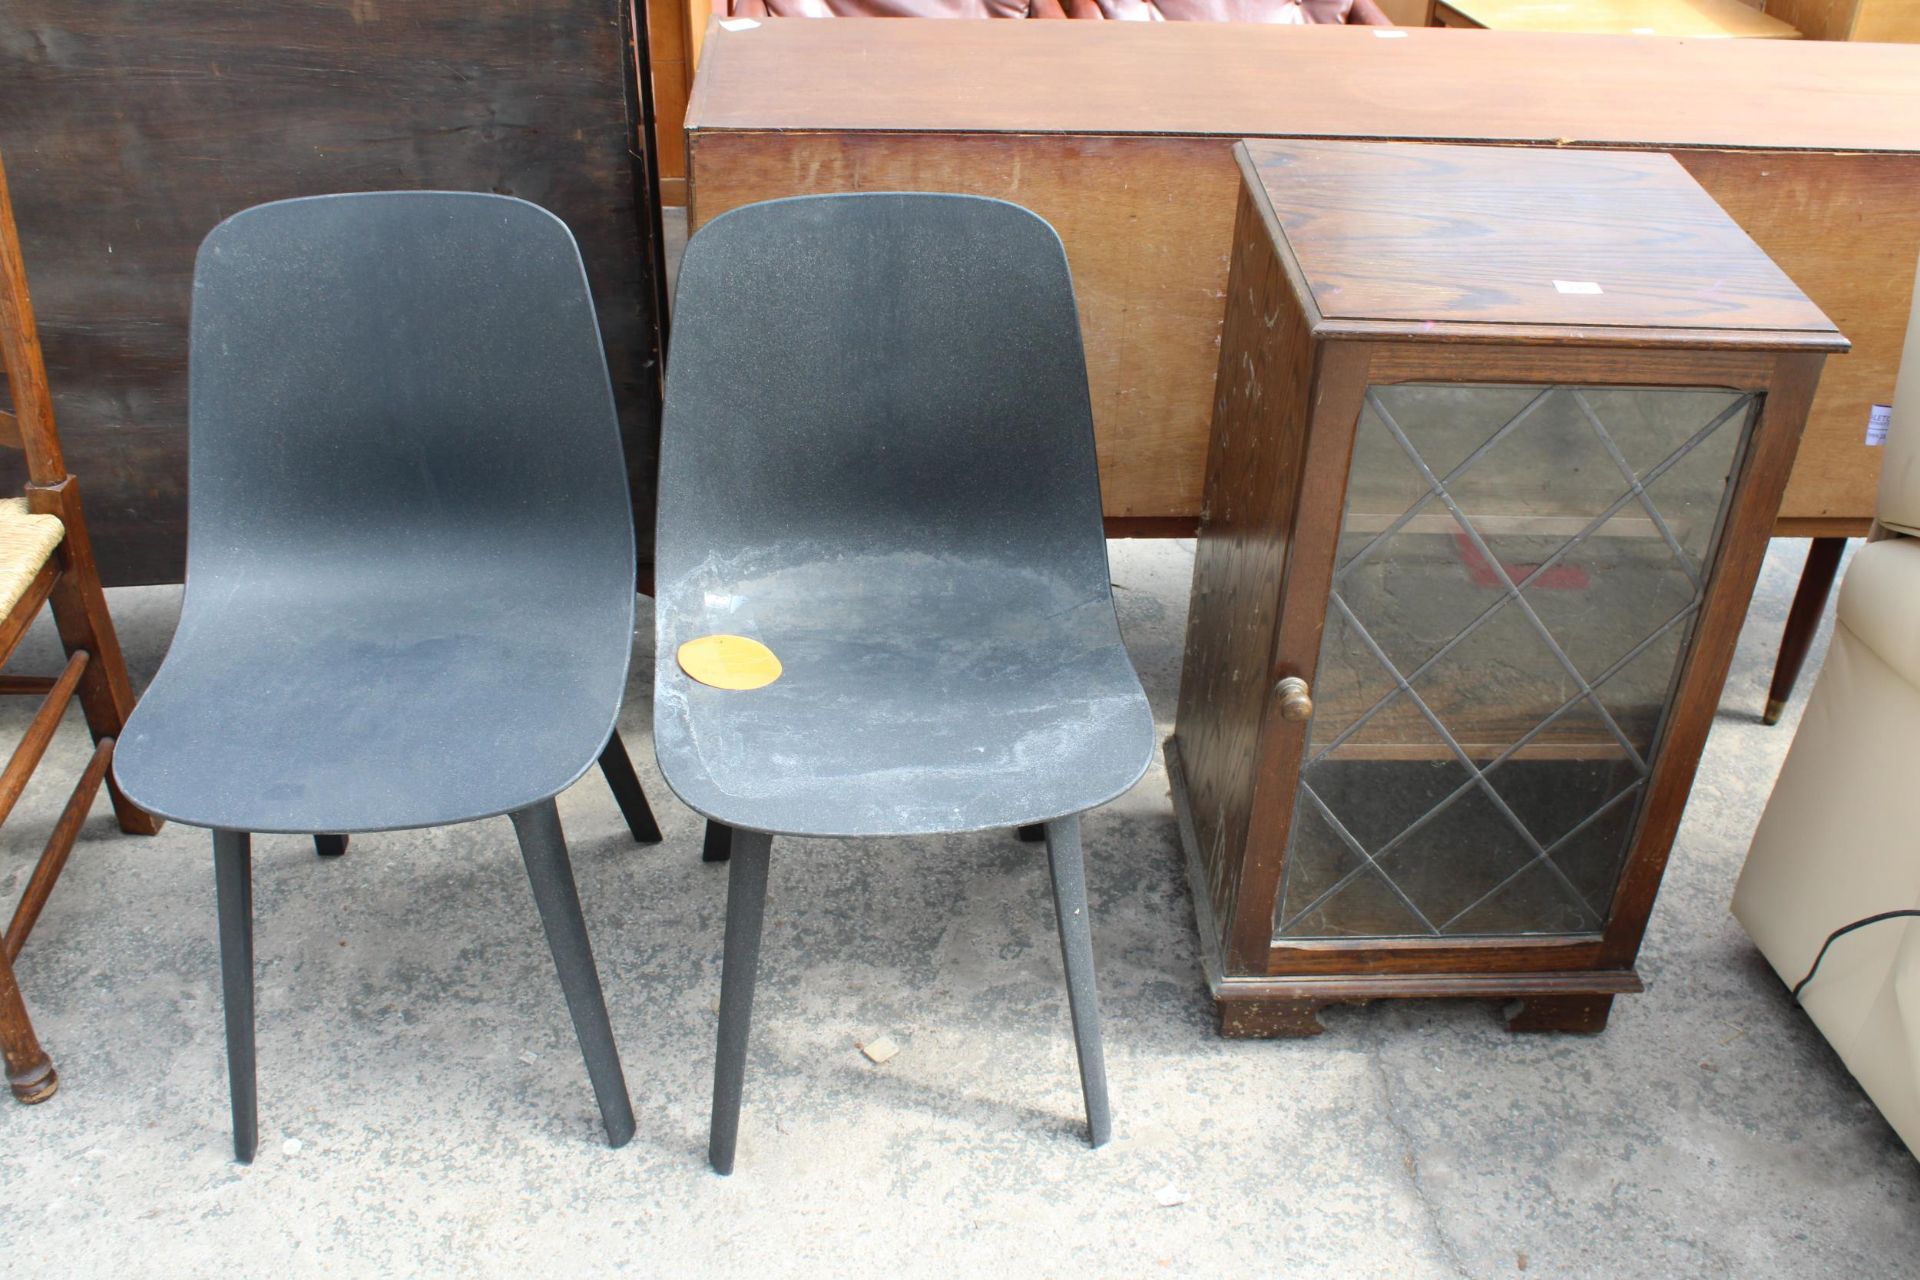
[654,193,1155,1173]
[113,191,659,1161]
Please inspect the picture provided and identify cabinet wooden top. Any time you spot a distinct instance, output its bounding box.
[687,21,1920,155]
[1238,140,1844,348]
[1435,0,1801,39]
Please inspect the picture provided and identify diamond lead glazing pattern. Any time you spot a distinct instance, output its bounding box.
[1276,384,1756,940]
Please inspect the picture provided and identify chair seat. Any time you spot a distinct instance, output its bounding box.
[115,582,628,834]
[655,555,1155,837]
[0,498,63,617]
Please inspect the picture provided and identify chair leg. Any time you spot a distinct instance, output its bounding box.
[31,476,161,836]
[709,827,771,1174]
[703,819,733,864]
[1043,814,1111,1148]
[313,834,349,858]
[509,799,636,1148]
[212,829,257,1162]
[0,944,57,1103]
[1016,824,1046,843]
[597,730,663,844]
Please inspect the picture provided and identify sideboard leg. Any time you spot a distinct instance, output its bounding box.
[1505,993,1614,1033]
[1764,535,1846,725]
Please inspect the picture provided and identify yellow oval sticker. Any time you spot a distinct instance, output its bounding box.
[677,634,783,691]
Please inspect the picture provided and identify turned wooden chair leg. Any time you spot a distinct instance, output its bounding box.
[0,943,56,1103]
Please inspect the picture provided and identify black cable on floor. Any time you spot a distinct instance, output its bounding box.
[1791,910,1920,1002]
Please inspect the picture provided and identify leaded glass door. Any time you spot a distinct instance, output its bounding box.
[1273,383,1756,942]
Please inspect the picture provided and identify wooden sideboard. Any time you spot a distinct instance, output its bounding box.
[687,21,1920,540]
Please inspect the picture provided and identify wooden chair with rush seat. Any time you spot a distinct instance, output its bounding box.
[0,147,162,1105]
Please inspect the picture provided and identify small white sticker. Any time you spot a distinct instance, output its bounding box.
[1867,403,1893,446]
[1554,280,1604,295]
[1373,28,1408,36]
[718,17,760,29]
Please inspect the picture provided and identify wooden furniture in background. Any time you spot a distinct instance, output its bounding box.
[1171,140,1842,1034]
[646,0,700,206]
[687,21,1919,544]
[0,2,665,586]
[1766,0,1919,40]
[0,148,161,1104]
[1431,0,1801,36]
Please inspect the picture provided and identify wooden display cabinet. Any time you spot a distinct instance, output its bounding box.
[1168,139,1846,1036]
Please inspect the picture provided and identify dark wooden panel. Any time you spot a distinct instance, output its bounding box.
[0,1,661,585]
[1243,140,1839,340]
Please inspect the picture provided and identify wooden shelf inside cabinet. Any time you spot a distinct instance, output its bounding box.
[1169,139,1844,1038]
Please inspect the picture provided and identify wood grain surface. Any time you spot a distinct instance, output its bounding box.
[1,2,663,585]
[1174,185,1312,949]
[686,20,1919,149]
[1244,140,1838,340]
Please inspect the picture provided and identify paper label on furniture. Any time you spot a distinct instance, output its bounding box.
[718,17,760,29]
[1867,404,1892,446]
[1553,280,1604,295]
[678,634,782,690]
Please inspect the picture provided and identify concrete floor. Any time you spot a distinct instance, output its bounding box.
[0,536,1915,1278]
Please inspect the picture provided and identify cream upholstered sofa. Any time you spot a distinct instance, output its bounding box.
[1733,256,1920,1156]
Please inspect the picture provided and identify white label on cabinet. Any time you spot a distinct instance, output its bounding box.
[1867,404,1893,446]
[1553,280,1604,295]
[719,17,760,29]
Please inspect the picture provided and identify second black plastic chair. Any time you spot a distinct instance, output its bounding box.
[655,193,1156,1173]
[114,192,658,1160]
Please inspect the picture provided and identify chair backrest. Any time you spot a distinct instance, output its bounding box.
[186,191,633,595]
[1877,253,1920,536]
[657,193,1109,601]
[0,147,72,489]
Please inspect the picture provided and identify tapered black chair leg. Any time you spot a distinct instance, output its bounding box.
[597,730,663,844]
[1016,824,1046,843]
[509,799,636,1148]
[212,828,258,1163]
[709,828,771,1174]
[1043,814,1110,1148]
[313,834,349,857]
[702,819,733,864]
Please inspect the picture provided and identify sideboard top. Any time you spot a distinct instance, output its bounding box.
[1239,140,1844,347]
[688,21,1920,157]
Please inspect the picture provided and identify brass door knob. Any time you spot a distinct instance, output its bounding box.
[1275,676,1313,722]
